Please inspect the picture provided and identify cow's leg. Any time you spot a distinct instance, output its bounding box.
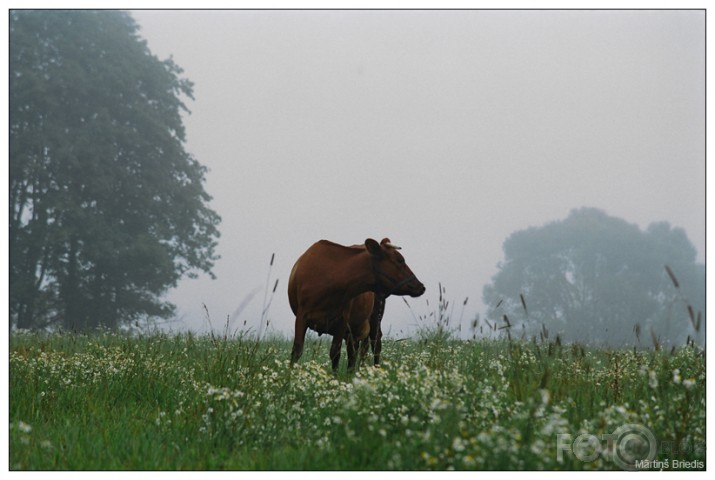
[290,314,308,365]
[329,333,343,372]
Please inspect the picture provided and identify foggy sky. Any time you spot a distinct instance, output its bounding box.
[129,10,705,338]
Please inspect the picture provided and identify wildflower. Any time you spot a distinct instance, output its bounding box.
[156,410,172,426]
[683,379,696,390]
[648,370,658,389]
[452,436,466,452]
[672,369,682,384]
[16,421,32,434]
[421,451,438,466]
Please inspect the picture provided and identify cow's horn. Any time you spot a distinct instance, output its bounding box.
[386,242,401,250]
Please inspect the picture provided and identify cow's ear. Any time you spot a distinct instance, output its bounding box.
[380,238,391,246]
[365,238,383,258]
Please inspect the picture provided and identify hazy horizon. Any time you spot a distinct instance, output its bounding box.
[128,10,705,340]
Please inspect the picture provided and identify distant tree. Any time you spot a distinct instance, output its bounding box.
[482,208,704,346]
[9,11,221,331]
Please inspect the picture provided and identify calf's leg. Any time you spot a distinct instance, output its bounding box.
[346,331,361,372]
[329,333,343,371]
[358,337,370,367]
[368,296,386,366]
[370,324,383,366]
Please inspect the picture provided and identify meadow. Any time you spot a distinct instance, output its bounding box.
[9,329,705,470]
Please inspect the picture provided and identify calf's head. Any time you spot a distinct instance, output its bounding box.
[365,237,426,298]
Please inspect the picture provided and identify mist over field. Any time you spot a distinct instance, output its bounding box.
[9,10,704,348]
[130,10,705,344]
[7,10,707,472]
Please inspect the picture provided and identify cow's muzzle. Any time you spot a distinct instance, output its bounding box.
[374,269,425,297]
[410,282,426,297]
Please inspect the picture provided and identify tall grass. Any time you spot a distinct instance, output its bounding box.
[10,326,705,470]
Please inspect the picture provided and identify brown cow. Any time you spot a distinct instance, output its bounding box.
[288,237,425,370]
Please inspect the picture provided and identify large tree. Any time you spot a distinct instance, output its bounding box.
[483,208,704,346]
[9,10,221,330]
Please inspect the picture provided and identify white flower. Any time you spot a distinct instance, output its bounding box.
[452,436,466,452]
[683,379,696,390]
[648,370,658,389]
[16,421,32,434]
[672,369,682,384]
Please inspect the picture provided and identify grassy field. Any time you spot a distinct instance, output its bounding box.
[9,329,705,470]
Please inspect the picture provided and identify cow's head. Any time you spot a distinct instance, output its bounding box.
[366,237,426,298]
